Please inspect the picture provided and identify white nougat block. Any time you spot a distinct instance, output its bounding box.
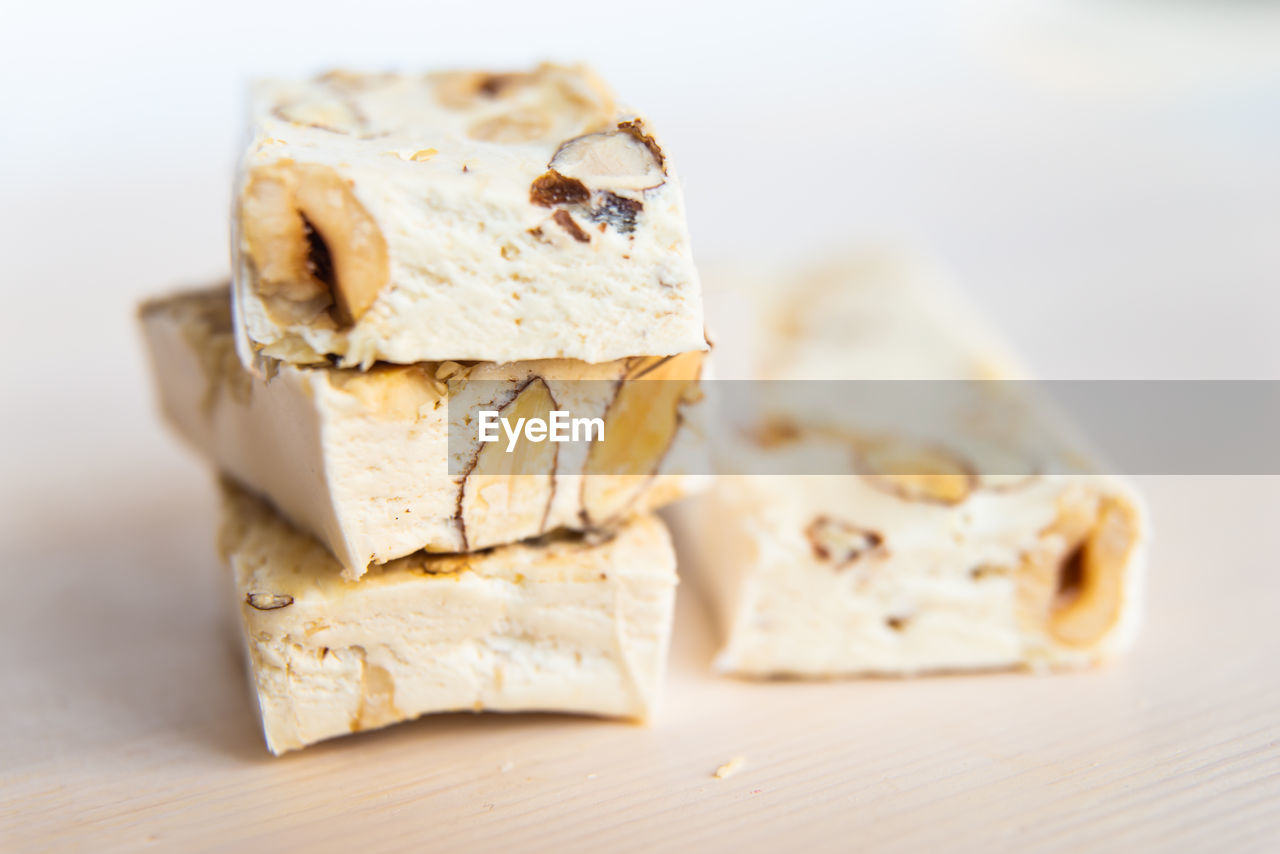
[141,287,707,578]
[685,253,1148,677]
[232,64,704,367]
[219,482,678,755]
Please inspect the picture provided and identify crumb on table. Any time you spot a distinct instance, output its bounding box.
[713,756,746,780]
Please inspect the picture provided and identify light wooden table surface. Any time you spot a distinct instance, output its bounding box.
[3,421,1278,853]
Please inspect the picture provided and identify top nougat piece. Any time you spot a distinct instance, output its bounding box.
[233,64,706,368]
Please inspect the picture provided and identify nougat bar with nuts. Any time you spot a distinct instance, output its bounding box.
[218,482,678,754]
[681,253,1147,676]
[233,63,705,368]
[141,287,706,579]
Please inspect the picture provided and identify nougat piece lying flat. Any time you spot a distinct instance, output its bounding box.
[233,63,704,367]
[142,287,706,579]
[685,252,1148,676]
[691,466,1144,676]
[218,482,678,754]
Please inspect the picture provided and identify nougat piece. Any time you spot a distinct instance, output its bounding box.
[684,252,1148,676]
[690,467,1145,676]
[233,64,704,368]
[218,482,678,754]
[141,287,706,579]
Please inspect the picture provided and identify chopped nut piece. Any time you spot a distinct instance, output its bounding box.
[316,69,368,87]
[805,516,884,567]
[857,438,977,506]
[978,473,1040,493]
[1015,490,1139,649]
[581,352,704,525]
[247,592,294,610]
[591,192,643,233]
[552,210,591,243]
[478,73,529,97]
[549,126,666,192]
[441,66,619,143]
[240,161,390,327]
[410,148,438,161]
[435,360,467,381]
[273,98,365,134]
[530,170,590,207]
[1048,495,1140,647]
[458,379,558,549]
[328,364,440,418]
[749,417,805,448]
[713,756,746,779]
[468,108,553,143]
[432,71,495,108]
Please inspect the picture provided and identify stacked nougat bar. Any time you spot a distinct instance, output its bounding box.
[141,65,707,754]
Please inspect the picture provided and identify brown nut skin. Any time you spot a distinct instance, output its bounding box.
[433,64,615,127]
[530,170,590,207]
[551,209,591,243]
[615,119,666,171]
[805,516,885,568]
[590,192,643,233]
[246,592,294,611]
[240,161,390,328]
[1016,490,1140,650]
[856,437,978,506]
[1047,495,1139,647]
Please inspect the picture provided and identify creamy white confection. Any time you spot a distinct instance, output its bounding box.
[683,252,1148,676]
[142,287,707,579]
[218,482,678,755]
[232,64,705,368]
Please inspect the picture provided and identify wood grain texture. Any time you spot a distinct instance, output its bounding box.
[2,429,1278,853]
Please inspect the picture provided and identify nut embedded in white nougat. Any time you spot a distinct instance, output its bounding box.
[682,252,1148,676]
[233,64,705,368]
[139,286,708,578]
[217,481,678,755]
